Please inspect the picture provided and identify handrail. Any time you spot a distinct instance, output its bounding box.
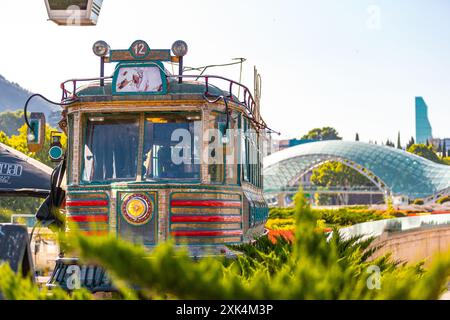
[60,76,113,101]
[60,73,270,131]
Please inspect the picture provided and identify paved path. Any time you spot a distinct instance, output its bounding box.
[440,291,450,300]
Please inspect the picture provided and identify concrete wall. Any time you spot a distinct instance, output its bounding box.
[370,225,450,266]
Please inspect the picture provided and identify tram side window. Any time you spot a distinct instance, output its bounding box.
[208,113,227,184]
[143,113,201,180]
[225,112,239,185]
[242,119,250,182]
[248,126,258,186]
[82,116,139,182]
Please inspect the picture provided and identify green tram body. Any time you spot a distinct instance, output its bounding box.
[62,77,269,257]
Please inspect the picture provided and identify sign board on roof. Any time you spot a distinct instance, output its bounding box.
[112,62,168,95]
[109,40,172,62]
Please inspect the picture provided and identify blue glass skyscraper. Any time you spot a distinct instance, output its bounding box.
[415,97,433,144]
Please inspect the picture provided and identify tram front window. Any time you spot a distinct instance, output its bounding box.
[82,116,139,182]
[48,0,89,10]
[143,113,201,180]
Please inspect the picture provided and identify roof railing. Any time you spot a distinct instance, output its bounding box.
[60,73,268,130]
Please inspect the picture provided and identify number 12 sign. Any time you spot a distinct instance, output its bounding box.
[130,40,150,59]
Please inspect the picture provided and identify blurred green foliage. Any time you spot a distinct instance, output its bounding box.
[0,208,14,223]
[301,127,342,141]
[0,122,65,216]
[407,144,443,164]
[437,196,450,205]
[1,123,66,167]
[0,264,91,300]
[311,161,373,188]
[2,193,450,300]
[59,192,450,299]
[269,206,396,228]
[0,111,24,137]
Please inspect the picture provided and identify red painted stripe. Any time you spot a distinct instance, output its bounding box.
[68,215,109,223]
[171,200,241,207]
[431,211,450,215]
[172,230,243,237]
[66,200,109,207]
[171,215,241,223]
[408,211,450,217]
[81,230,109,237]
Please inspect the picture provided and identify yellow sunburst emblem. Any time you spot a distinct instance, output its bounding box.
[122,194,153,225]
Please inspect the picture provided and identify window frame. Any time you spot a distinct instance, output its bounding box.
[79,111,203,185]
[80,112,141,184]
[142,111,202,183]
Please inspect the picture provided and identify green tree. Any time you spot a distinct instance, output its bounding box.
[0,131,8,144]
[0,111,24,137]
[301,127,342,141]
[407,144,442,164]
[406,137,415,150]
[2,124,66,167]
[0,124,66,215]
[311,162,373,205]
[385,139,395,147]
[397,132,402,149]
[442,140,447,158]
[0,198,43,222]
[311,162,372,188]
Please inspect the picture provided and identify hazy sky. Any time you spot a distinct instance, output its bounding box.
[0,0,449,143]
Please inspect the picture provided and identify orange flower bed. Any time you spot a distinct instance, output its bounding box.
[267,228,333,244]
[267,229,294,244]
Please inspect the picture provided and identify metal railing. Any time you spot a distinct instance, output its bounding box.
[60,73,268,130]
[265,185,385,194]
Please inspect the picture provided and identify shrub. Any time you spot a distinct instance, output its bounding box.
[268,207,295,219]
[0,208,13,223]
[0,264,91,300]
[437,196,450,205]
[60,191,450,299]
[413,199,424,205]
[269,207,393,228]
[265,218,295,230]
[3,191,450,300]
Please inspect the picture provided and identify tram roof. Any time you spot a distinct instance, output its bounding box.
[60,40,269,130]
[73,79,240,103]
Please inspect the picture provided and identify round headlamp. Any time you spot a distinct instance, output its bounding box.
[171,40,188,57]
[92,40,110,57]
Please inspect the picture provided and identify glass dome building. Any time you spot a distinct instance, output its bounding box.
[264,141,450,200]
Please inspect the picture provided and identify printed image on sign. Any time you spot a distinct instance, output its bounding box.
[116,66,164,93]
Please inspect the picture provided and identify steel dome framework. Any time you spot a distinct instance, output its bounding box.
[264,141,450,200]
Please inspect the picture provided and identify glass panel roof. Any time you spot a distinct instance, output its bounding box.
[264,141,450,199]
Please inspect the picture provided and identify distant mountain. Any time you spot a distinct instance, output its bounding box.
[0,74,61,128]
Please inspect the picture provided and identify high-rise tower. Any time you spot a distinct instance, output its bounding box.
[415,97,433,144]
